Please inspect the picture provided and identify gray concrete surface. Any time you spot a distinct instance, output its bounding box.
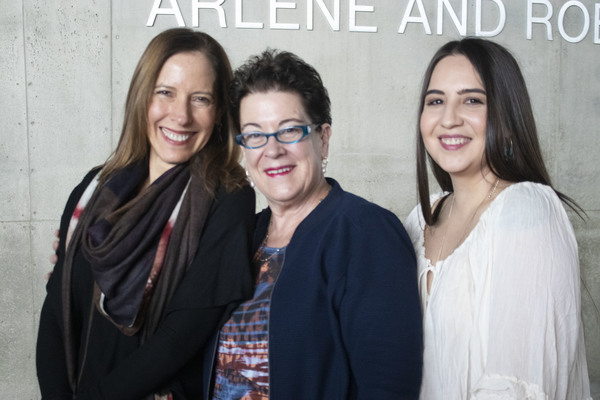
[1,0,598,398]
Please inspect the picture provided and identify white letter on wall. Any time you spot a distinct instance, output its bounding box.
[437,0,467,36]
[558,1,589,43]
[192,0,226,27]
[308,0,340,31]
[349,0,377,32]
[399,0,432,34]
[476,0,505,36]
[527,0,553,40]
[595,4,600,44]
[147,0,185,27]
[271,0,300,29]
[236,0,263,28]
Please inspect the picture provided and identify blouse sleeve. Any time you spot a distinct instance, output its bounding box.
[471,183,589,399]
[74,185,256,400]
[404,204,423,244]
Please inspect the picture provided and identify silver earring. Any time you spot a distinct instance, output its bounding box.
[321,157,328,174]
[245,170,255,188]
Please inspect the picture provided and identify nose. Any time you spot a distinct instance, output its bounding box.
[171,97,192,126]
[262,134,285,158]
[441,103,462,128]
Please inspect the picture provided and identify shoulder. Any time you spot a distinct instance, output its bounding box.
[215,183,255,201]
[494,182,568,225]
[500,181,558,204]
[81,166,103,186]
[487,182,578,251]
[202,185,256,235]
[488,182,580,284]
[74,166,102,194]
[63,166,103,213]
[333,187,401,227]
[321,182,410,245]
[212,184,255,211]
[323,180,393,220]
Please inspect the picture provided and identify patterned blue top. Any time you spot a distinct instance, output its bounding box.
[212,246,286,400]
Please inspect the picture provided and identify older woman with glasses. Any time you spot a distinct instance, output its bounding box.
[203,49,423,399]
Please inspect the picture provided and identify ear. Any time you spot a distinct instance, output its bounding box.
[319,123,332,159]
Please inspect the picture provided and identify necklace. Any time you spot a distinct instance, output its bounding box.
[257,246,282,263]
[256,218,284,263]
[429,177,500,265]
[457,177,500,245]
[257,182,331,264]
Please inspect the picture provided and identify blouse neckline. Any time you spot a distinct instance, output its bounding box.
[420,181,518,267]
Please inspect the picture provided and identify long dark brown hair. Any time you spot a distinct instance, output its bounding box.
[416,38,582,225]
[101,28,245,194]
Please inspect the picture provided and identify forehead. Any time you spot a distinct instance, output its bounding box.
[157,51,216,85]
[428,54,484,89]
[240,90,308,123]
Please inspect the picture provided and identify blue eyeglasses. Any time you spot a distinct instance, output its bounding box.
[236,125,314,149]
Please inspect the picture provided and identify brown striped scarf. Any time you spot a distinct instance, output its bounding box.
[61,159,212,393]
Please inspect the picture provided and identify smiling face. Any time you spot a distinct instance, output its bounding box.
[420,54,488,180]
[147,51,217,182]
[240,90,331,209]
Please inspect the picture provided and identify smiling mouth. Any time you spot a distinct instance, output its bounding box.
[161,127,194,142]
[265,166,293,176]
[440,137,470,145]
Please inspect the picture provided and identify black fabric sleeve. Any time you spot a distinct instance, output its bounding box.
[36,168,101,399]
[75,306,226,400]
[36,299,72,400]
[75,185,256,400]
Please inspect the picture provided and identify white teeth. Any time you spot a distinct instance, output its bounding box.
[161,128,191,142]
[267,167,292,175]
[441,137,469,145]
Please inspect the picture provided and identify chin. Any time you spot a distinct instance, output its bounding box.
[264,190,299,205]
[167,152,196,164]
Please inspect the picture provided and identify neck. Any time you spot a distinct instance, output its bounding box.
[265,179,331,247]
[450,170,499,213]
[148,155,179,187]
[425,171,502,266]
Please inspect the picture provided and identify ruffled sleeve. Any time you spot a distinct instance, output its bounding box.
[471,182,590,399]
[472,374,548,399]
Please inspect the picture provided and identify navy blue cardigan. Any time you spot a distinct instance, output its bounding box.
[206,178,422,399]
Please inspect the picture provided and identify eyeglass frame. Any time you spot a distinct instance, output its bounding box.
[235,124,318,149]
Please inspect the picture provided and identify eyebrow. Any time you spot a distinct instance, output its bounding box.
[425,88,486,96]
[154,84,214,97]
[241,118,305,132]
[459,88,486,95]
[241,122,261,131]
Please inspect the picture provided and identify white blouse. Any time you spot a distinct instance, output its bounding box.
[405,182,591,399]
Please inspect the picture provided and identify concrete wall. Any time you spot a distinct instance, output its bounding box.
[1,0,598,397]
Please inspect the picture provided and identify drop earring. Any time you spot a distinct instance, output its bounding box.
[246,170,255,188]
[321,157,329,174]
